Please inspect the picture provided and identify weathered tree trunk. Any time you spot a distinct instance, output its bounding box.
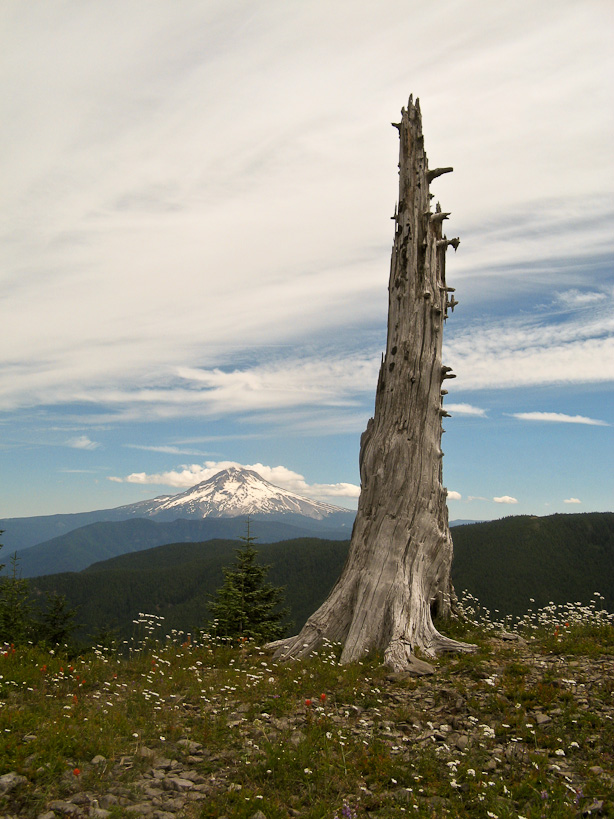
[271,96,474,672]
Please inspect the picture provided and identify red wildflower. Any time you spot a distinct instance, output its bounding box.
[73,768,81,777]
[305,698,312,707]
[320,693,327,702]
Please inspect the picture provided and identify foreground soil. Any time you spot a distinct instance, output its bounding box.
[0,622,613,818]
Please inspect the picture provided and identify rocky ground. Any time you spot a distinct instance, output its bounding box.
[1,631,613,818]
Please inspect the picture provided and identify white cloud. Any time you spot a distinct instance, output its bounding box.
[0,2,613,420]
[109,460,361,504]
[66,435,100,450]
[445,298,614,390]
[555,289,607,309]
[493,496,518,504]
[445,404,487,417]
[564,497,582,504]
[511,412,609,426]
[175,357,378,415]
[447,490,462,501]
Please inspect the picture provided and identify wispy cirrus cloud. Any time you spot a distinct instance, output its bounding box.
[1,2,612,424]
[445,291,614,391]
[510,412,609,426]
[1,2,613,519]
[124,444,215,456]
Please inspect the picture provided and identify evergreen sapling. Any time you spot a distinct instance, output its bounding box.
[208,520,288,642]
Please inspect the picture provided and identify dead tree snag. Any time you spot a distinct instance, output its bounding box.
[271,96,474,672]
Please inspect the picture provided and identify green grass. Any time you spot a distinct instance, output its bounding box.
[0,602,613,818]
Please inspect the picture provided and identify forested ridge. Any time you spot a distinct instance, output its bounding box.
[29,537,348,642]
[26,512,613,644]
[451,511,614,616]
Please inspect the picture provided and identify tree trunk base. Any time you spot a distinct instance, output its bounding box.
[268,620,475,673]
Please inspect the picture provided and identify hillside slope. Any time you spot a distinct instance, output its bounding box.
[9,515,352,577]
[27,512,614,643]
[30,537,350,640]
[452,511,614,616]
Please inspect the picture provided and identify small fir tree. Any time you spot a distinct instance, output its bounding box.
[0,536,78,648]
[208,519,288,643]
[0,550,34,645]
[36,593,78,648]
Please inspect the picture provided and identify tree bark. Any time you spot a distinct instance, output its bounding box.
[271,96,474,671]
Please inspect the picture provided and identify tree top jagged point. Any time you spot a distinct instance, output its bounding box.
[270,96,475,672]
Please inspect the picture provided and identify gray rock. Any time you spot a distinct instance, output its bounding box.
[0,773,27,794]
[454,734,469,751]
[152,756,173,770]
[582,800,604,816]
[407,655,436,676]
[177,739,203,753]
[99,794,118,809]
[157,797,186,811]
[163,776,194,791]
[290,730,307,746]
[497,631,526,643]
[125,804,155,816]
[68,793,91,805]
[47,801,82,817]
[589,765,604,775]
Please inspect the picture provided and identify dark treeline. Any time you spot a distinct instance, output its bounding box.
[451,512,614,616]
[28,537,349,645]
[19,512,614,647]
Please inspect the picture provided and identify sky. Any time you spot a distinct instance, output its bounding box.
[1,0,613,521]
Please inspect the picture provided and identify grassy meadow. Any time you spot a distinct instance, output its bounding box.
[0,597,613,818]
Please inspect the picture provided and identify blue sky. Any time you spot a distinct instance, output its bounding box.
[1,0,612,520]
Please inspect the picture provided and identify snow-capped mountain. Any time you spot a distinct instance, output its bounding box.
[118,467,352,521]
[0,468,357,557]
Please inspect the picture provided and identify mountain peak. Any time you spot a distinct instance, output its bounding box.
[128,467,352,521]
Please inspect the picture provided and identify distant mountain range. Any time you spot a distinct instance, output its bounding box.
[27,512,613,644]
[0,468,357,576]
